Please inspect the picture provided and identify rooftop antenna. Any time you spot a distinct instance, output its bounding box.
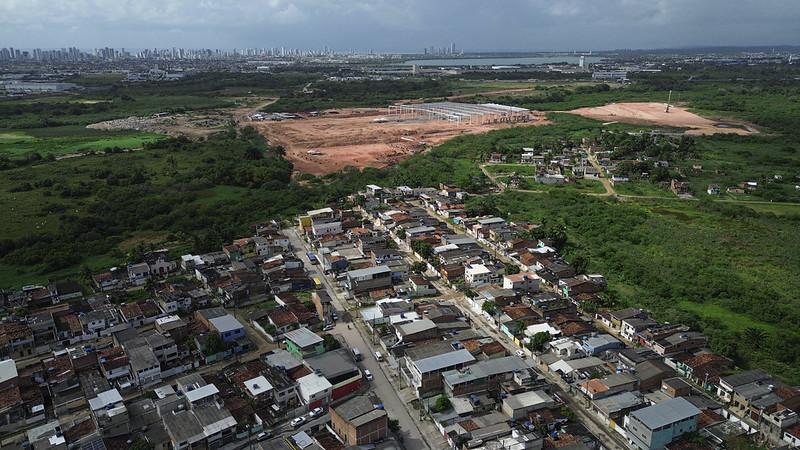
[665,90,672,113]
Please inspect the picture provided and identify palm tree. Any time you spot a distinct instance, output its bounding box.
[743,327,767,349]
[514,319,527,336]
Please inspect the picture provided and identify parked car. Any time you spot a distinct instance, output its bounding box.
[257,432,273,441]
[364,369,373,381]
[323,324,334,331]
[331,312,339,320]
[309,407,324,418]
[516,349,526,358]
[290,416,306,427]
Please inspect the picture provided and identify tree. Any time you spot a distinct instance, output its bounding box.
[432,394,451,412]
[396,228,406,239]
[514,319,527,336]
[743,327,767,350]
[529,331,552,352]
[482,300,498,314]
[410,261,427,273]
[388,418,401,434]
[322,334,341,351]
[504,264,520,275]
[464,289,478,300]
[166,155,178,172]
[204,331,225,354]
[129,433,155,450]
[411,240,433,260]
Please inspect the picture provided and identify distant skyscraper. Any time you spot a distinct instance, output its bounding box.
[451,43,456,54]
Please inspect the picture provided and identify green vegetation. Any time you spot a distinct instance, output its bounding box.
[0,128,165,163]
[2,63,800,384]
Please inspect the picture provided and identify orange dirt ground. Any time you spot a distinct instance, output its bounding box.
[570,102,754,135]
[251,108,546,176]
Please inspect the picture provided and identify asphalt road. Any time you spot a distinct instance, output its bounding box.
[286,227,437,449]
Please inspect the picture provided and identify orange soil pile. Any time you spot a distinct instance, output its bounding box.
[252,108,547,176]
[570,102,753,135]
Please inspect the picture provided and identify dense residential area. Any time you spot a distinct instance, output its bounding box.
[0,182,797,450]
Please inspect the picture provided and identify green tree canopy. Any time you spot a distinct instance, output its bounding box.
[204,331,225,354]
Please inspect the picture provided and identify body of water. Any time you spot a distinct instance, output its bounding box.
[403,56,604,67]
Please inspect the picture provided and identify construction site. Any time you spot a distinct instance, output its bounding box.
[387,102,533,125]
[252,104,542,176]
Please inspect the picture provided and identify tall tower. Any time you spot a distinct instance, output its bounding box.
[579,55,585,69]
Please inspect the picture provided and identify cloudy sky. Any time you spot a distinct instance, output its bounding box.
[2,0,798,53]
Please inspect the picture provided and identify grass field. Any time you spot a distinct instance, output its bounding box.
[0,128,166,159]
[613,181,677,198]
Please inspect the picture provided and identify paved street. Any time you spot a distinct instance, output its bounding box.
[286,227,449,450]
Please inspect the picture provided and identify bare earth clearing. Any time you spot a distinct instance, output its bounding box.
[252,108,547,176]
[570,102,755,135]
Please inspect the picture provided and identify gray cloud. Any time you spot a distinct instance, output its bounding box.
[1,0,797,52]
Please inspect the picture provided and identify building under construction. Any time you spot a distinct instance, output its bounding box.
[387,102,531,125]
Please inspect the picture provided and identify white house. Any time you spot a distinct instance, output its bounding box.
[465,264,493,287]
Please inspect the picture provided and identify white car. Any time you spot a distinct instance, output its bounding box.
[516,349,526,358]
[257,432,273,441]
[309,407,324,418]
[290,416,306,427]
[323,324,334,331]
[364,369,373,381]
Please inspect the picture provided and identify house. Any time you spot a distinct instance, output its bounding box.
[330,395,388,446]
[54,282,83,302]
[127,263,150,286]
[345,266,392,297]
[661,377,693,398]
[465,264,499,288]
[91,272,122,292]
[98,346,131,383]
[717,369,777,419]
[441,356,529,399]
[488,153,505,163]
[305,348,363,400]
[127,345,161,387]
[579,373,637,400]
[707,184,721,195]
[296,372,333,408]
[143,250,177,277]
[675,353,734,393]
[651,331,707,356]
[624,396,701,450]
[395,319,438,344]
[593,391,644,426]
[503,272,541,294]
[501,390,555,420]
[88,388,129,437]
[208,315,245,344]
[409,276,436,297]
[161,402,238,450]
[404,348,476,398]
[284,327,325,359]
[670,179,691,195]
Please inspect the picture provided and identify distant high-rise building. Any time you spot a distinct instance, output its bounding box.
[451,43,456,54]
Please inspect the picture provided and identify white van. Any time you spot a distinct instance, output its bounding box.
[375,351,383,362]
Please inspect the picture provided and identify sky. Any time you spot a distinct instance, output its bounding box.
[2,0,799,54]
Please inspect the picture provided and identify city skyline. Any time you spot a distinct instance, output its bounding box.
[2,0,799,54]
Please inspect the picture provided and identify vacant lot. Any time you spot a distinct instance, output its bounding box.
[253,108,547,175]
[570,102,755,135]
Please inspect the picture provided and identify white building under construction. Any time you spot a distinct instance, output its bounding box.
[387,102,531,126]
